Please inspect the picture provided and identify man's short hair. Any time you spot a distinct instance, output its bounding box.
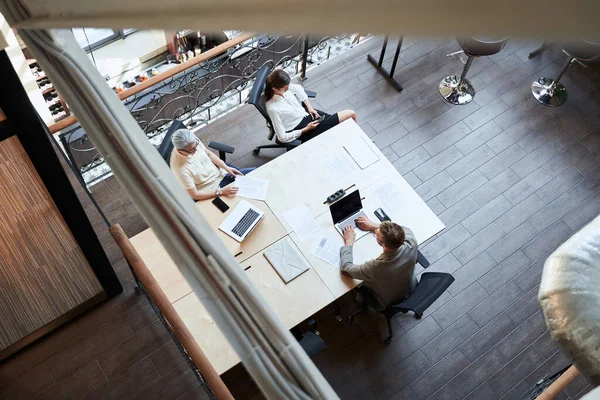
[378,221,405,248]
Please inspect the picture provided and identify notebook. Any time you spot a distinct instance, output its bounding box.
[264,237,310,283]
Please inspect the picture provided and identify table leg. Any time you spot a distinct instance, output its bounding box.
[366,36,404,91]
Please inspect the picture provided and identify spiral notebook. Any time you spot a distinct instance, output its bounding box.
[264,237,310,283]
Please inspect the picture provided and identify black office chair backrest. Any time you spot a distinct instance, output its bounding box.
[158,119,187,164]
[248,65,275,139]
[393,272,454,316]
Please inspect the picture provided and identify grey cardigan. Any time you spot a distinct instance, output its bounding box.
[340,226,418,307]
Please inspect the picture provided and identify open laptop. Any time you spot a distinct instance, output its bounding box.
[219,200,265,242]
[329,190,370,240]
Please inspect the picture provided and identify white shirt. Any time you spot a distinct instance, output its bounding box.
[169,141,226,192]
[265,83,309,143]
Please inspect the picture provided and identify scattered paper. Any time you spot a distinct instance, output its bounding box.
[234,176,269,201]
[310,237,340,267]
[282,205,319,240]
[320,153,359,181]
[375,184,402,211]
[343,137,379,169]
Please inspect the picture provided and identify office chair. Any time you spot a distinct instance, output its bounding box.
[249,65,317,155]
[158,119,235,164]
[349,272,455,344]
[291,317,327,357]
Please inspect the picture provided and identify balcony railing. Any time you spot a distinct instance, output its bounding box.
[56,33,367,187]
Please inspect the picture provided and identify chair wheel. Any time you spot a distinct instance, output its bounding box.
[384,336,393,344]
[253,147,260,154]
[336,315,342,322]
[415,313,422,319]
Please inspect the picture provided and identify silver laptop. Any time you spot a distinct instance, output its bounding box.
[219,200,265,242]
[329,190,370,240]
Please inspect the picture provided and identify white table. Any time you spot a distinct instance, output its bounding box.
[130,119,445,374]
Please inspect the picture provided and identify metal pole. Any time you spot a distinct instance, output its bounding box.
[299,34,309,81]
[552,56,575,87]
[389,37,403,76]
[459,56,474,84]
[377,36,389,67]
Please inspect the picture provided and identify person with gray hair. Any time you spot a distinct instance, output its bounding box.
[169,128,255,201]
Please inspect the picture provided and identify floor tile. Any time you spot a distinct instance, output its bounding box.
[437,170,488,208]
[496,311,548,360]
[432,283,489,329]
[448,347,508,399]
[446,144,495,181]
[503,167,553,206]
[461,195,512,235]
[423,121,472,156]
[467,281,524,328]
[409,349,469,400]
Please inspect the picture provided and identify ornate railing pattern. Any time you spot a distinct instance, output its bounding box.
[58,33,365,187]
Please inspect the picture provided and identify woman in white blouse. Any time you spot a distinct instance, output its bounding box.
[264,69,356,143]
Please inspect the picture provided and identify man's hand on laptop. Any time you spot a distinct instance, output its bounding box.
[343,226,356,246]
[221,183,239,197]
[355,216,379,232]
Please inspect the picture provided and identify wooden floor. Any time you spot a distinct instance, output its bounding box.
[2,36,599,400]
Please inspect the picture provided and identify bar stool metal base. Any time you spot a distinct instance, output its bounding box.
[439,76,475,105]
[531,77,568,107]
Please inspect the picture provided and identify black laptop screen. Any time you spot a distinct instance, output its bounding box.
[330,190,362,224]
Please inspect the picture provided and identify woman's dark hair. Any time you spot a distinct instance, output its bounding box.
[264,69,291,101]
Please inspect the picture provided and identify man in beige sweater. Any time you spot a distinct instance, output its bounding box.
[340,217,418,309]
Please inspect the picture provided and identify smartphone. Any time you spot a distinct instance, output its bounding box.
[374,208,391,222]
[316,115,326,123]
[212,197,229,213]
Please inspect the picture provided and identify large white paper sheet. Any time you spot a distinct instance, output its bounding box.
[282,205,319,240]
[319,153,359,181]
[344,137,379,169]
[234,176,269,201]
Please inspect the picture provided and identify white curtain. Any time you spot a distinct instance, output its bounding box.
[5,0,600,38]
[0,1,339,398]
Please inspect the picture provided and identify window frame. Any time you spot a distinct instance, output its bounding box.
[74,28,137,53]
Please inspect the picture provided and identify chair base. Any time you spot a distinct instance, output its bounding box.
[531,77,568,107]
[439,76,475,105]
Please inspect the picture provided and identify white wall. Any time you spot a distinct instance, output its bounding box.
[88,30,167,86]
[0,14,55,125]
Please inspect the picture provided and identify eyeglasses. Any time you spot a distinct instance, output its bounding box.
[181,139,200,155]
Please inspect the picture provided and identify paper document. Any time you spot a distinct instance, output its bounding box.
[375,183,409,211]
[344,137,379,169]
[282,205,319,240]
[320,153,359,181]
[234,176,269,201]
[310,237,340,267]
[264,237,310,283]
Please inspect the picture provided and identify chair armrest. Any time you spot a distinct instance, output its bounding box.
[417,251,430,268]
[208,141,235,162]
[305,90,317,98]
[208,141,235,154]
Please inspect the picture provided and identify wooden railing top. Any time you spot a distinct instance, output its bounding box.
[48,32,255,134]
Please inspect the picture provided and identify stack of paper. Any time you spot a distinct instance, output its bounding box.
[235,176,269,201]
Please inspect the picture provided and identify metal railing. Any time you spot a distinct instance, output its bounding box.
[57,33,364,187]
